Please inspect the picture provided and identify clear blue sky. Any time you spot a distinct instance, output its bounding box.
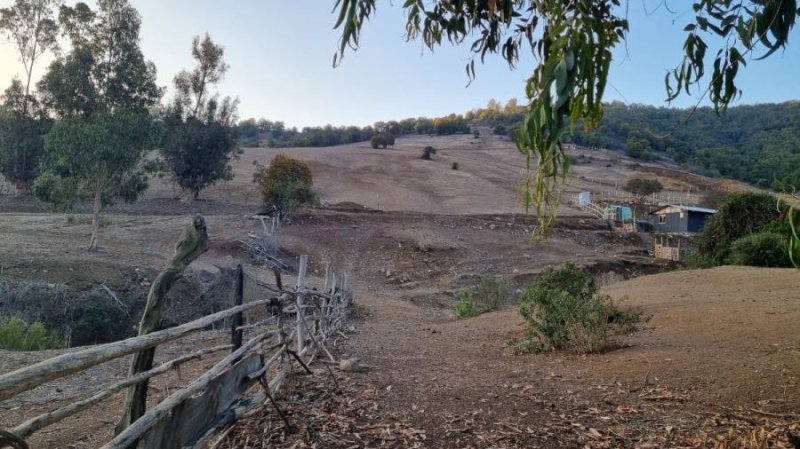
[1,0,799,128]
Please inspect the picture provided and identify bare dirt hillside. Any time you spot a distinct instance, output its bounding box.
[140,131,745,216]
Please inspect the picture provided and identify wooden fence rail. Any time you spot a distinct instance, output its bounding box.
[0,254,352,449]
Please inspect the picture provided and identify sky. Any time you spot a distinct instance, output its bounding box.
[1,0,799,128]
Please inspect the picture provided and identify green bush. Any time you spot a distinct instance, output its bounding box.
[517,263,639,353]
[252,154,317,219]
[695,192,787,266]
[453,277,516,318]
[453,291,477,318]
[0,316,63,351]
[421,146,437,160]
[370,134,388,149]
[492,125,507,135]
[729,232,792,267]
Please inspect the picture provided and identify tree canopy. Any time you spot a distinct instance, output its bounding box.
[0,0,60,192]
[0,79,51,191]
[161,34,240,200]
[34,0,161,250]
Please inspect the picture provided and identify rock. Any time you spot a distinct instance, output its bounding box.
[339,357,364,372]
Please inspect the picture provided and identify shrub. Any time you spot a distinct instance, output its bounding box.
[473,129,480,138]
[453,291,477,318]
[0,316,63,351]
[421,146,437,160]
[0,279,69,336]
[492,125,507,135]
[517,263,638,353]
[370,134,388,149]
[729,232,792,267]
[253,154,317,219]
[70,287,137,346]
[696,192,784,264]
[453,277,516,318]
[451,162,459,170]
[386,134,395,146]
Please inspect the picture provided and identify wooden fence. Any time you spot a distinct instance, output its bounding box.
[0,254,352,449]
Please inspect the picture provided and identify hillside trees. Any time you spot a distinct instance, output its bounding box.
[0,0,60,192]
[332,0,800,236]
[34,0,161,251]
[161,34,240,201]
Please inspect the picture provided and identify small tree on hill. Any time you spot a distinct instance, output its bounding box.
[253,154,317,219]
[370,134,388,149]
[421,146,437,160]
[623,178,663,197]
[161,34,241,201]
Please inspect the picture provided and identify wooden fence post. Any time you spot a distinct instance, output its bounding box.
[231,265,244,352]
[295,255,308,354]
[115,215,209,442]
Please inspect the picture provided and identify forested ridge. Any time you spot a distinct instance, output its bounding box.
[463,99,800,189]
[565,101,800,189]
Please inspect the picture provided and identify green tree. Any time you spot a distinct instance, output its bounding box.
[623,178,663,197]
[161,34,241,201]
[0,0,60,116]
[332,0,799,235]
[370,134,388,149]
[421,146,437,160]
[0,80,51,192]
[0,0,60,192]
[35,0,161,251]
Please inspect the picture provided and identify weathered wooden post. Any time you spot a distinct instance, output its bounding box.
[115,215,209,442]
[231,264,244,352]
[295,255,308,354]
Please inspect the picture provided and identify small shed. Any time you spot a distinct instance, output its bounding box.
[576,191,592,207]
[650,205,716,235]
[604,205,633,222]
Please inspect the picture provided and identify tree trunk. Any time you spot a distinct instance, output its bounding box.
[115,215,209,446]
[88,184,103,252]
[13,180,28,197]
